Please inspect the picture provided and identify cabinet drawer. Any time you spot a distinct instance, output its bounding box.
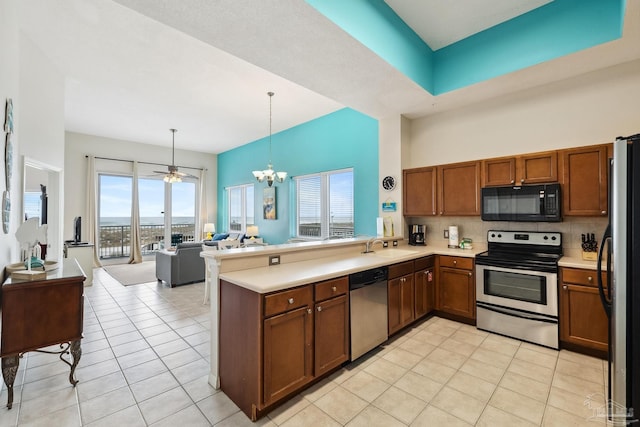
[264,285,313,318]
[562,268,606,288]
[315,276,348,302]
[439,256,473,270]
[414,256,435,271]
[389,261,414,279]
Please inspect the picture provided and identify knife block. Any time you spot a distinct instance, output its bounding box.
[581,251,598,261]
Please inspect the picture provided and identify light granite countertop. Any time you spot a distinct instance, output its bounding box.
[218,242,485,293]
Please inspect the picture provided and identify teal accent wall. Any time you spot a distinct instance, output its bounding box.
[306,0,625,95]
[217,108,379,244]
[434,0,625,94]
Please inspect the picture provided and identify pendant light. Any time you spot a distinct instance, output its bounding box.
[252,92,287,186]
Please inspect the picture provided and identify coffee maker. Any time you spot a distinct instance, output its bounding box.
[409,225,425,246]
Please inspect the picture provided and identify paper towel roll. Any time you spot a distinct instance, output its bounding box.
[448,226,459,248]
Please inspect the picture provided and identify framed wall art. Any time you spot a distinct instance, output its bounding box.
[263,187,276,220]
[4,98,13,134]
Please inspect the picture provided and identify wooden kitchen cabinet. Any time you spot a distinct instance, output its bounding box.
[314,277,349,377]
[403,166,437,216]
[388,261,415,335]
[263,286,313,406]
[560,268,608,356]
[560,144,610,217]
[219,276,349,420]
[436,256,475,322]
[482,150,558,186]
[414,256,435,319]
[437,161,481,216]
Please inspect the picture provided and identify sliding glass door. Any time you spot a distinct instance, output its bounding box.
[98,174,199,259]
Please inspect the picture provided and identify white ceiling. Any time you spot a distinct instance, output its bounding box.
[17,0,640,154]
[385,0,553,50]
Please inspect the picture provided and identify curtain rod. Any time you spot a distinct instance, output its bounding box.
[85,155,205,171]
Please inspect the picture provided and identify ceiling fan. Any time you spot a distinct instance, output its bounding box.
[154,128,197,183]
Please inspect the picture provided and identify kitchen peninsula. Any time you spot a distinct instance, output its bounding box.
[201,237,485,420]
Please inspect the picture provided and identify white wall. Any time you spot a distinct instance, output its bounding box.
[64,132,217,242]
[408,59,640,167]
[18,34,65,261]
[0,0,19,271]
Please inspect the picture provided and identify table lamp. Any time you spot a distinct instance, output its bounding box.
[246,225,259,239]
[204,223,215,240]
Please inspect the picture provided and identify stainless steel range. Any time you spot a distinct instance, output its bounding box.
[475,230,562,349]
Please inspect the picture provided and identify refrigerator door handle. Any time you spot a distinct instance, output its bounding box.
[597,223,612,317]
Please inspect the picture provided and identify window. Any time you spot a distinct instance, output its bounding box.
[296,168,354,239]
[228,184,254,232]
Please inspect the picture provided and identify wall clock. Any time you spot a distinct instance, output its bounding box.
[382,175,396,191]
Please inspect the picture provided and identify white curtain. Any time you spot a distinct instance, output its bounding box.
[86,156,102,267]
[198,168,208,240]
[128,161,142,263]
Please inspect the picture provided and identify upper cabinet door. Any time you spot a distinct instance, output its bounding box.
[482,157,516,187]
[560,144,610,217]
[482,151,558,187]
[403,167,437,216]
[518,151,558,184]
[438,161,481,216]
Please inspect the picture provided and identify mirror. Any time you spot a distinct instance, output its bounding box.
[23,157,63,261]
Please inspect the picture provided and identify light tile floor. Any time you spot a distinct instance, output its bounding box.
[0,266,609,426]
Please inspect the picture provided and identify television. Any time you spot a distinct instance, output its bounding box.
[74,216,81,244]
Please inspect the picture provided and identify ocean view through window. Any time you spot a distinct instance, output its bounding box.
[296,168,354,239]
[98,174,196,258]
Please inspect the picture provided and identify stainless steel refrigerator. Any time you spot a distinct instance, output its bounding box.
[598,134,640,425]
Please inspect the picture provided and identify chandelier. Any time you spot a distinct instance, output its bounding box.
[252,92,287,186]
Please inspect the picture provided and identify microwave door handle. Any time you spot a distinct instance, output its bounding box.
[597,224,612,317]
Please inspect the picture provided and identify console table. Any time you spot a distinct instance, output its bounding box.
[1,259,85,409]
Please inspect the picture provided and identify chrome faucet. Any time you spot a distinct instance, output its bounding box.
[363,237,384,254]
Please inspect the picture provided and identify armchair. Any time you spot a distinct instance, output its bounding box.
[155,242,205,287]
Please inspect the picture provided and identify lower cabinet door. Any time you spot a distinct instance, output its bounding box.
[263,306,313,405]
[560,283,608,352]
[314,294,349,376]
[439,267,475,319]
[415,268,434,319]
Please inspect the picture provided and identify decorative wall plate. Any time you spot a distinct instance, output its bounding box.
[4,98,13,134]
[382,175,396,191]
[2,190,10,234]
[5,133,13,189]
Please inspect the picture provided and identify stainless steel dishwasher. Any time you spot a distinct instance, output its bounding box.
[349,266,388,360]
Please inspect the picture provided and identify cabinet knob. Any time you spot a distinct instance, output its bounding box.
[468,272,472,277]
[453,260,457,265]
[510,180,515,184]
[331,286,337,292]
[307,308,312,314]
[588,276,593,282]
[288,298,294,304]
[433,211,436,215]
[563,285,568,290]
[317,306,322,312]
[440,211,443,215]
[521,178,525,183]
[602,211,607,215]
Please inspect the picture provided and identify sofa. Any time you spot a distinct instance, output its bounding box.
[155,242,205,287]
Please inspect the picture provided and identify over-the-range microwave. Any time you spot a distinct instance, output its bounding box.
[481,183,562,222]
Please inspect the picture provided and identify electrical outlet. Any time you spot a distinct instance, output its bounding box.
[269,255,280,266]
[393,240,398,247]
[444,229,449,239]
[383,241,389,248]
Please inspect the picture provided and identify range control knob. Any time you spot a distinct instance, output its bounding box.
[491,233,496,238]
[497,234,502,238]
[551,236,557,241]
[543,236,548,240]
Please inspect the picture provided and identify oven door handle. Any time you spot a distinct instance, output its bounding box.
[476,302,558,324]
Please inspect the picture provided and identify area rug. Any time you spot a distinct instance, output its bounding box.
[103,261,157,286]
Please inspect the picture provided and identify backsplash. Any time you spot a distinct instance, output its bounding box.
[405,216,608,257]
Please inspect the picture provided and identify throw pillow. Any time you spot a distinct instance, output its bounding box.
[212,233,229,241]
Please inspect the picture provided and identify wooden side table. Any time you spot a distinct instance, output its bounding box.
[1,259,85,409]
